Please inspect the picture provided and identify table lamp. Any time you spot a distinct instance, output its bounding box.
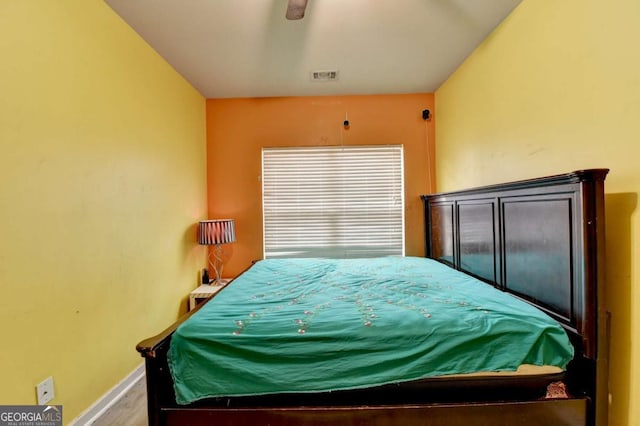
[198,219,236,285]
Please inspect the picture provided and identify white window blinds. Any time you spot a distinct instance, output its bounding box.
[262,145,405,259]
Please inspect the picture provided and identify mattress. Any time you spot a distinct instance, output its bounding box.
[168,257,574,405]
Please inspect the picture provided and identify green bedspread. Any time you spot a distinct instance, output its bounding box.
[168,257,573,404]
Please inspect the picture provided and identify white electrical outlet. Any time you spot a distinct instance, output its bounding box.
[36,376,54,405]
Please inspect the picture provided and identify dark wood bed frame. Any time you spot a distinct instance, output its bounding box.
[137,169,609,426]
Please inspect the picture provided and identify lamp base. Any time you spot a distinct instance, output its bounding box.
[209,278,230,287]
[208,244,227,285]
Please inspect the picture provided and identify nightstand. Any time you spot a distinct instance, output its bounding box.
[189,279,230,311]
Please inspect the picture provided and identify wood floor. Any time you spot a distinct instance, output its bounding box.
[92,376,148,426]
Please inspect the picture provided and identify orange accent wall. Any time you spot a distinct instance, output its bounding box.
[206,94,435,277]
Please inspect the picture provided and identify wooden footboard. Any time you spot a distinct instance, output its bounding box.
[163,399,588,426]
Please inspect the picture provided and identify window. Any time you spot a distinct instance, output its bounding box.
[262,145,405,258]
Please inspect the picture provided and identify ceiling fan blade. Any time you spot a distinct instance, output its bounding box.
[286,0,308,20]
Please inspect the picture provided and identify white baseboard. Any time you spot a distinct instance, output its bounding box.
[69,363,145,426]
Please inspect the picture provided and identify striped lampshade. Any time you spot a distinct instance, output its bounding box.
[198,219,236,245]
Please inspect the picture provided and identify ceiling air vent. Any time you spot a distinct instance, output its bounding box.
[311,70,339,82]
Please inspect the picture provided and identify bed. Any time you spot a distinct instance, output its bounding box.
[137,169,609,426]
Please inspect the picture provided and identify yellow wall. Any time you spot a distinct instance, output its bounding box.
[0,1,206,422]
[206,94,435,276]
[436,1,639,425]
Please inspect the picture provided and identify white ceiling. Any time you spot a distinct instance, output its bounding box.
[104,0,523,99]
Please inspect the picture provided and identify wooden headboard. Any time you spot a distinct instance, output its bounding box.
[421,169,608,361]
